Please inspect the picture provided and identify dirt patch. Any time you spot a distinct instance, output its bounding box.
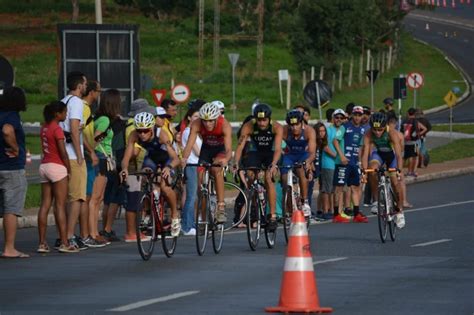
[0,42,55,59]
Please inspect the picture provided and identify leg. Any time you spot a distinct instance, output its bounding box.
[52,177,69,246]
[265,171,276,218]
[88,174,107,238]
[38,182,53,246]
[182,166,198,232]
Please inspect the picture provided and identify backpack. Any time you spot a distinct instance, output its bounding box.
[402,119,419,142]
[110,117,133,171]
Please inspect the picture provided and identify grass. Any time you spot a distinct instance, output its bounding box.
[25,135,42,155]
[25,183,41,209]
[431,124,474,134]
[0,1,465,123]
[428,138,474,163]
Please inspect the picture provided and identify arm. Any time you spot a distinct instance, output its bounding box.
[2,124,19,157]
[83,137,98,166]
[70,119,83,164]
[305,126,316,165]
[57,136,71,175]
[233,122,251,168]
[417,121,428,137]
[332,128,347,165]
[181,120,199,162]
[272,123,283,166]
[121,131,138,178]
[160,132,179,179]
[389,129,403,170]
[361,133,371,170]
[222,120,233,164]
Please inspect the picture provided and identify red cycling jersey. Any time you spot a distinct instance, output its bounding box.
[200,115,225,146]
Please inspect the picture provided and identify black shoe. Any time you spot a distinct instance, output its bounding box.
[54,238,61,250]
[73,235,89,251]
[344,208,354,217]
[267,218,278,232]
[100,230,120,242]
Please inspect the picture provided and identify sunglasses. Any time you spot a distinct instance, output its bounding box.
[334,115,344,120]
[373,128,385,132]
[220,110,225,115]
[137,129,151,134]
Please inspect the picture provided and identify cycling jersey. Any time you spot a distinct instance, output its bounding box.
[371,127,393,153]
[138,126,169,166]
[200,115,224,147]
[248,119,275,152]
[343,122,366,165]
[285,126,308,154]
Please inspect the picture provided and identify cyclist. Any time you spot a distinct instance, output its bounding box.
[361,112,405,228]
[281,110,316,217]
[120,112,181,237]
[181,102,233,223]
[233,103,283,231]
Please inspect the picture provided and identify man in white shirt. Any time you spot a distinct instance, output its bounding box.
[59,71,88,249]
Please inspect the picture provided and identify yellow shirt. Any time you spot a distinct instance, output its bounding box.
[83,101,95,157]
[126,118,146,171]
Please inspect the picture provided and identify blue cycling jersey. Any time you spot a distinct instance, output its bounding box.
[285,126,308,154]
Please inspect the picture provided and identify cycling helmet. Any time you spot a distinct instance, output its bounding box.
[211,100,225,111]
[369,112,387,128]
[383,97,394,105]
[134,112,155,129]
[253,103,272,119]
[199,102,220,120]
[285,110,303,125]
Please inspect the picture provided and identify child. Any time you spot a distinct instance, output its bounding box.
[37,101,78,253]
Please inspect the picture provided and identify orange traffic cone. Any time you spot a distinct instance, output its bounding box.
[265,210,332,313]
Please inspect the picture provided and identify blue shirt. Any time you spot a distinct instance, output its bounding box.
[0,111,26,170]
[333,125,346,165]
[343,121,366,165]
[321,125,336,170]
[285,127,308,155]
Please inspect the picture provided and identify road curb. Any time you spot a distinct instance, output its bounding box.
[2,166,473,230]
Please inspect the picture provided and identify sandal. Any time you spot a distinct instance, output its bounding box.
[37,243,50,253]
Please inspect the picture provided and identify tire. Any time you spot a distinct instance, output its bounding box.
[136,194,156,261]
[246,191,261,251]
[377,185,388,243]
[388,186,397,242]
[195,192,210,256]
[212,221,224,254]
[158,199,177,258]
[264,214,277,249]
[283,187,293,244]
[222,181,247,231]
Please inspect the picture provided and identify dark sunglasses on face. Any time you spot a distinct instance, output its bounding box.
[334,115,344,120]
[137,129,151,134]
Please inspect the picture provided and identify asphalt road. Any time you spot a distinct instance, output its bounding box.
[1,174,473,314]
[405,4,474,123]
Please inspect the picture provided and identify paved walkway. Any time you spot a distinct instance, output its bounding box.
[2,156,474,230]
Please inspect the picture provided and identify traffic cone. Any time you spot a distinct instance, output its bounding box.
[265,210,332,313]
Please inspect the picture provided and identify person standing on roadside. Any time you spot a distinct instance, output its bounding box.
[0,86,29,258]
[60,71,88,250]
[401,108,427,177]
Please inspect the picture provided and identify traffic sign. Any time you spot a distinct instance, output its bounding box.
[444,90,458,108]
[171,84,191,103]
[151,89,167,106]
[366,70,379,83]
[407,72,424,89]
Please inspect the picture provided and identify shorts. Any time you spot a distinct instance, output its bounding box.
[104,172,126,206]
[369,150,397,169]
[333,164,361,187]
[198,144,225,164]
[280,152,309,175]
[243,151,274,169]
[39,163,68,183]
[68,159,87,202]
[126,175,143,212]
[86,160,96,196]
[94,158,108,176]
[0,170,27,217]
[320,168,335,193]
[404,144,417,159]
[142,157,167,172]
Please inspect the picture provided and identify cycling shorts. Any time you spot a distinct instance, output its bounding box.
[280,152,309,175]
[198,144,226,164]
[243,151,274,169]
[369,150,397,169]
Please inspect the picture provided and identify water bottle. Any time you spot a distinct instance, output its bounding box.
[153,189,160,203]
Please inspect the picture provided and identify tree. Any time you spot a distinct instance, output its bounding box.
[72,0,80,23]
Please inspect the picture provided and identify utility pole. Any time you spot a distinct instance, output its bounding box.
[198,0,205,82]
[95,0,102,24]
[213,0,220,72]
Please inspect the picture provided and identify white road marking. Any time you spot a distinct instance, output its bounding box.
[108,290,200,312]
[403,200,474,214]
[411,239,452,247]
[313,257,348,265]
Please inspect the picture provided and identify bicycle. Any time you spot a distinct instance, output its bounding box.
[129,170,178,260]
[186,163,247,255]
[239,166,277,251]
[365,167,399,243]
[280,162,311,244]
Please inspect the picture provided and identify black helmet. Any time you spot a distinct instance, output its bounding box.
[369,112,387,128]
[253,103,272,119]
[286,110,303,125]
[383,97,394,105]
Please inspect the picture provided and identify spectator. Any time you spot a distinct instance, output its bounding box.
[294,105,311,124]
[60,71,88,250]
[313,122,327,221]
[415,109,431,168]
[181,107,202,235]
[0,86,29,258]
[320,110,338,221]
[401,108,428,177]
[37,101,78,253]
[362,106,371,129]
[161,98,178,147]
[345,102,356,116]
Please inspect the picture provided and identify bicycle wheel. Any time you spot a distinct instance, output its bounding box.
[195,191,210,256]
[158,198,177,258]
[136,194,156,261]
[264,212,277,249]
[222,181,248,231]
[246,190,261,251]
[377,185,388,243]
[212,220,224,254]
[388,186,397,242]
[283,186,293,244]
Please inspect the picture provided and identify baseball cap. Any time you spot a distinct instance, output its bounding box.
[332,109,346,117]
[352,106,364,115]
[155,106,171,118]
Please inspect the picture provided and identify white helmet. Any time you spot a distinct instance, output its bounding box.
[211,100,225,111]
[134,112,155,129]
[199,102,220,120]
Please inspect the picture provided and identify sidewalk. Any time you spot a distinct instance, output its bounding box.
[2,156,473,230]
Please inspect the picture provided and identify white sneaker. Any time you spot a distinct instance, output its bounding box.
[370,202,378,215]
[302,203,311,217]
[395,212,405,229]
[182,228,196,236]
[171,218,181,237]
